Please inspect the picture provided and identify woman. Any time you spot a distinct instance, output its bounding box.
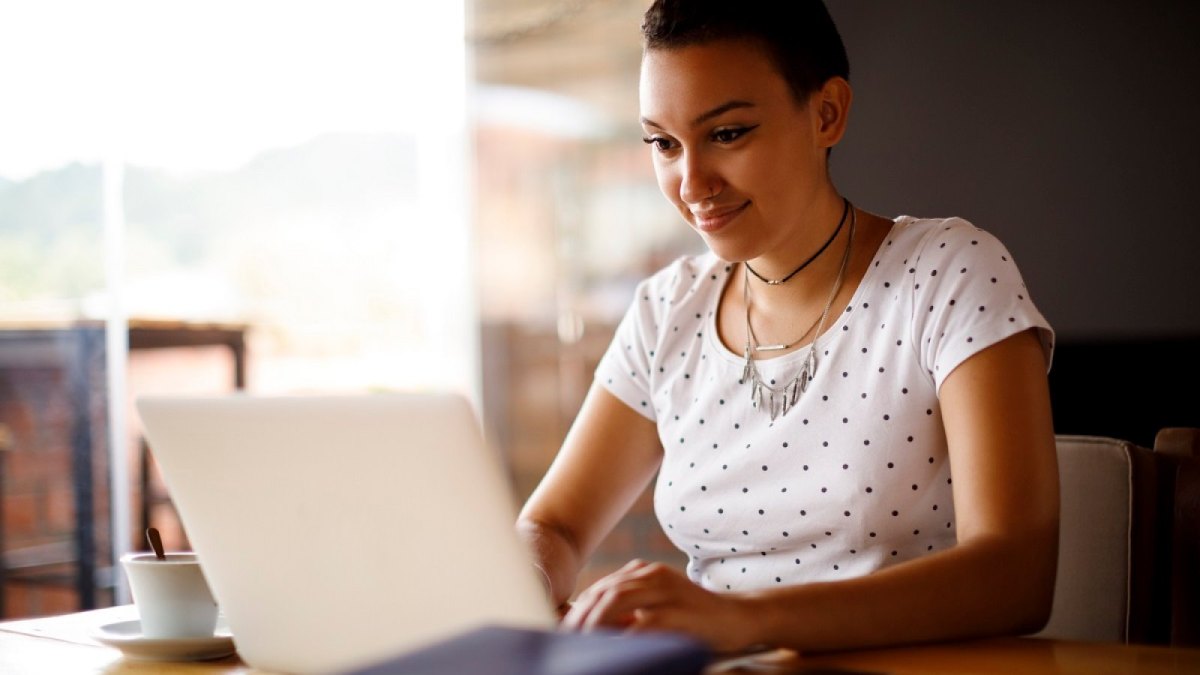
[517,0,1059,653]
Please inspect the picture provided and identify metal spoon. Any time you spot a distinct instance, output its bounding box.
[146,527,166,560]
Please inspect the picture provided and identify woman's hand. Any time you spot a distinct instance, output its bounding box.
[561,559,760,653]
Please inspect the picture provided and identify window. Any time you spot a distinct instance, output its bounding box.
[0,1,468,616]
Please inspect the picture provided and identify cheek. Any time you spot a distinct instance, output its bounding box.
[732,151,777,190]
[746,151,813,210]
[653,160,684,207]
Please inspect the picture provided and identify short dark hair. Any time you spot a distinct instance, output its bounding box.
[641,0,850,104]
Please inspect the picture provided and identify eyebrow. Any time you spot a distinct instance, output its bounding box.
[641,99,756,130]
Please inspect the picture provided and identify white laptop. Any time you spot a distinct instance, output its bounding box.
[135,392,557,674]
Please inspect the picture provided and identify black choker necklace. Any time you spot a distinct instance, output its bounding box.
[745,197,850,285]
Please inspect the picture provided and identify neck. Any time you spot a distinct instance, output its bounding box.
[746,197,848,286]
[746,191,850,283]
[747,200,855,308]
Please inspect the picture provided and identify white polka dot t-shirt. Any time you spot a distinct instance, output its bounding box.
[595,216,1054,593]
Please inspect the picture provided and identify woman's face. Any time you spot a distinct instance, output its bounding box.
[639,40,840,263]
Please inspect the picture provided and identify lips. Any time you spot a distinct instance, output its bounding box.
[691,201,750,233]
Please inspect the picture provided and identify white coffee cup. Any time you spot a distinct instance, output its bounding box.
[121,552,219,639]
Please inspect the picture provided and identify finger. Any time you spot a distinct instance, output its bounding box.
[563,558,682,631]
[630,607,659,630]
[623,560,674,583]
[581,580,672,632]
[562,580,627,631]
[561,560,652,628]
[561,597,589,630]
[562,582,613,630]
[617,558,652,573]
[561,578,613,629]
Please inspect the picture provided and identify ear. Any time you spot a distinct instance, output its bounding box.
[813,77,853,150]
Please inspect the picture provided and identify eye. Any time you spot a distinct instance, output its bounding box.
[711,124,759,144]
[642,135,677,154]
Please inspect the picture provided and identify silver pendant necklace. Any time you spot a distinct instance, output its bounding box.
[742,205,856,420]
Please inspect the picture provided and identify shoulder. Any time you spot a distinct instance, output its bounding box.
[887,214,1029,291]
[894,215,1053,386]
[890,215,982,247]
[606,251,729,378]
[635,251,729,304]
[887,215,1015,268]
[643,251,728,288]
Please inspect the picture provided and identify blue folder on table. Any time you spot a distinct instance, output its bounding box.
[339,625,712,675]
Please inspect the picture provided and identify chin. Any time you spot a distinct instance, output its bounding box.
[696,232,755,264]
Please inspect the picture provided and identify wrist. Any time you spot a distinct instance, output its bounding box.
[729,591,782,653]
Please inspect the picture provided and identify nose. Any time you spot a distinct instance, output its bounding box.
[677,151,721,205]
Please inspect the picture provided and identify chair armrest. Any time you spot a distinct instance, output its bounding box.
[1155,428,1200,459]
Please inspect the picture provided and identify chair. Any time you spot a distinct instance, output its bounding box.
[0,420,96,619]
[1035,434,1162,643]
[1155,427,1200,458]
[1153,427,1200,647]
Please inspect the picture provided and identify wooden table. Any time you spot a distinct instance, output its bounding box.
[3,605,1200,674]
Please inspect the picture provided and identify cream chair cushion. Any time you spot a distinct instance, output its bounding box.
[1036,435,1142,642]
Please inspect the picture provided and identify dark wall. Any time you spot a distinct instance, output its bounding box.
[826,1,1200,445]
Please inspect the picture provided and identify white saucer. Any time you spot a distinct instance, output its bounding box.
[91,619,236,661]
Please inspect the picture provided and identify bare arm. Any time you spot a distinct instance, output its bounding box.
[564,329,1059,652]
[516,384,665,607]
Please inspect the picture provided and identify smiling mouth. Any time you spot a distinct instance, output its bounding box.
[691,201,750,233]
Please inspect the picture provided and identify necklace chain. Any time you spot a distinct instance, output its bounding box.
[746,303,821,352]
[745,197,849,285]
[742,204,856,420]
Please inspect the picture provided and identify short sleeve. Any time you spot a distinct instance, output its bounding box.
[595,277,661,422]
[909,220,1055,392]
